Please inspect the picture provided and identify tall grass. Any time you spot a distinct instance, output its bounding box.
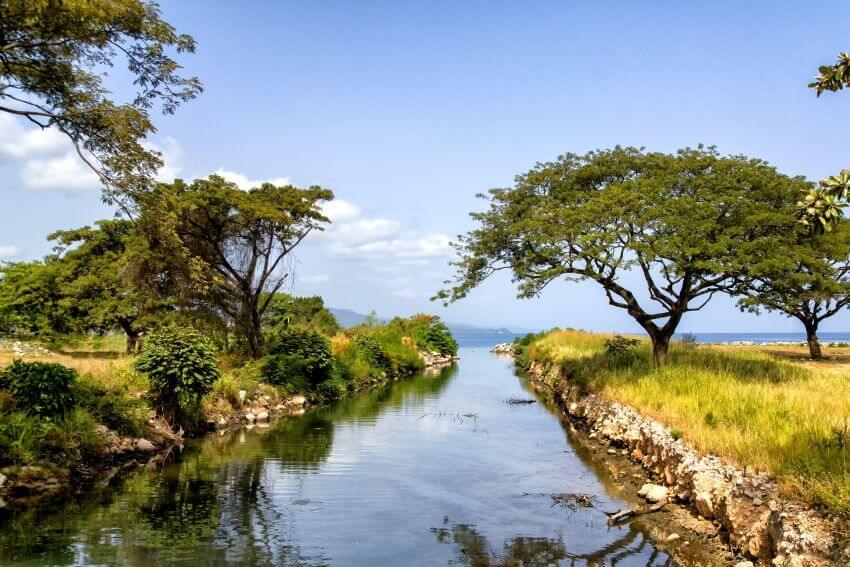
[525,330,850,518]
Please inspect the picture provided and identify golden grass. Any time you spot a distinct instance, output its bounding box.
[526,330,850,517]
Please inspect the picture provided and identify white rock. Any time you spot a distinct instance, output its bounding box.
[238,389,247,403]
[0,473,6,488]
[255,411,269,421]
[287,395,307,407]
[638,483,669,502]
[734,562,754,567]
[136,438,156,452]
[695,491,714,518]
[664,533,680,543]
[218,417,227,426]
[244,412,255,422]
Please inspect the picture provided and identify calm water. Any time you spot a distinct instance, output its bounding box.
[0,337,708,566]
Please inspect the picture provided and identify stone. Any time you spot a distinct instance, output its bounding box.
[218,417,227,426]
[255,411,269,421]
[734,562,754,567]
[244,412,255,423]
[695,491,715,518]
[136,438,156,452]
[238,389,247,403]
[664,533,680,543]
[638,483,669,502]
[0,473,6,488]
[287,395,307,407]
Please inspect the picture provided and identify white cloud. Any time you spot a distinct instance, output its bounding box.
[0,114,67,162]
[393,287,419,299]
[146,137,183,182]
[20,151,102,192]
[214,168,290,190]
[0,245,21,259]
[322,199,361,222]
[299,274,330,284]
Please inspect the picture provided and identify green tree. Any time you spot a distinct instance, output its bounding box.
[0,260,70,337]
[49,219,168,353]
[136,175,333,357]
[738,221,850,359]
[799,53,850,232]
[263,293,341,336]
[436,146,808,363]
[0,0,201,206]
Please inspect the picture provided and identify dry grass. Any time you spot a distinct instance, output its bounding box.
[526,330,850,517]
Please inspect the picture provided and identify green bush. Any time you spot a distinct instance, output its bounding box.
[262,328,334,391]
[603,335,640,360]
[73,375,149,436]
[134,325,220,424]
[0,360,77,419]
[351,335,392,374]
[407,315,458,355]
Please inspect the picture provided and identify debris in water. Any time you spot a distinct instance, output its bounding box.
[505,398,536,405]
[550,492,598,511]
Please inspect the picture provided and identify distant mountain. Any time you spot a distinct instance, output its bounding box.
[327,307,532,335]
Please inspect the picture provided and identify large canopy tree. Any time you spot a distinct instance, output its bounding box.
[436,146,809,362]
[0,0,201,206]
[738,221,850,359]
[136,175,333,357]
[49,219,168,352]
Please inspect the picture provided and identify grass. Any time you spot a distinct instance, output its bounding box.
[523,329,850,518]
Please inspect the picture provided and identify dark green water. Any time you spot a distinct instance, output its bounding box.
[0,345,707,566]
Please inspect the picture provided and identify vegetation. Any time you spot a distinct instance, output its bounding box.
[437,146,808,362]
[0,0,202,206]
[0,360,77,419]
[262,328,335,393]
[133,175,334,356]
[263,294,340,336]
[523,329,850,517]
[134,325,220,427]
[738,221,850,358]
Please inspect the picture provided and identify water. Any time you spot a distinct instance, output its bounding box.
[679,331,850,344]
[0,337,710,566]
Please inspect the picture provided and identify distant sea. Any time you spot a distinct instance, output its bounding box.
[453,331,850,349]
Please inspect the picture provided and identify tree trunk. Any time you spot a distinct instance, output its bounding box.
[236,301,264,358]
[651,333,671,364]
[126,332,139,355]
[805,323,823,360]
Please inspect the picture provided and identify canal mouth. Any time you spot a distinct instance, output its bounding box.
[0,345,725,565]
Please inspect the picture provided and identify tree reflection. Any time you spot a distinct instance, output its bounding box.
[432,517,673,566]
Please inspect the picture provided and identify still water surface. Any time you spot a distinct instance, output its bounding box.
[0,337,704,566]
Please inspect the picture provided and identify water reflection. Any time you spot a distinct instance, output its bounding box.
[0,351,705,566]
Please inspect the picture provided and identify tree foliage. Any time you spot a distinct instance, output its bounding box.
[133,175,333,356]
[739,221,850,358]
[134,325,219,425]
[437,146,808,361]
[0,0,202,206]
[263,293,340,336]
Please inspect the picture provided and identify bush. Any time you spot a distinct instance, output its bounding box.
[262,328,334,391]
[406,315,458,356]
[0,360,77,419]
[73,375,149,436]
[134,325,221,424]
[351,335,392,374]
[603,335,640,360]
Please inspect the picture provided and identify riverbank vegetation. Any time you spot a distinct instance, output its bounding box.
[518,329,850,517]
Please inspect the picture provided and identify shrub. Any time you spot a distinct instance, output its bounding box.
[0,360,77,419]
[603,335,640,359]
[73,375,149,436]
[134,325,221,424]
[351,335,392,374]
[262,328,334,391]
[679,333,698,347]
[407,315,458,356]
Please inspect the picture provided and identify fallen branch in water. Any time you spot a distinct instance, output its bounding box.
[605,501,666,525]
[505,398,536,405]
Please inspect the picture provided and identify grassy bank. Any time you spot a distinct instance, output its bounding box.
[519,329,850,518]
[0,315,457,501]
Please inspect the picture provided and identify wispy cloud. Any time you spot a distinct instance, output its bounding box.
[0,245,21,259]
[214,168,290,190]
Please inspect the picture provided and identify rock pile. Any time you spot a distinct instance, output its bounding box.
[490,342,516,355]
[526,359,846,566]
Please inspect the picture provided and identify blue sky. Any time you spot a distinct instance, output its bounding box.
[2,1,850,333]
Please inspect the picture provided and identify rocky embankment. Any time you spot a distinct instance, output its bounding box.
[490,342,516,355]
[522,359,846,566]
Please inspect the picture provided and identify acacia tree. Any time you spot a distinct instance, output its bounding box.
[436,146,808,362]
[0,0,201,206]
[49,220,168,353]
[137,175,333,357]
[738,221,850,359]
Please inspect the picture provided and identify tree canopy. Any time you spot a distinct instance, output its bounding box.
[134,175,334,356]
[436,146,809,361]
[0,0,201,206]
[738,221,850,358]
